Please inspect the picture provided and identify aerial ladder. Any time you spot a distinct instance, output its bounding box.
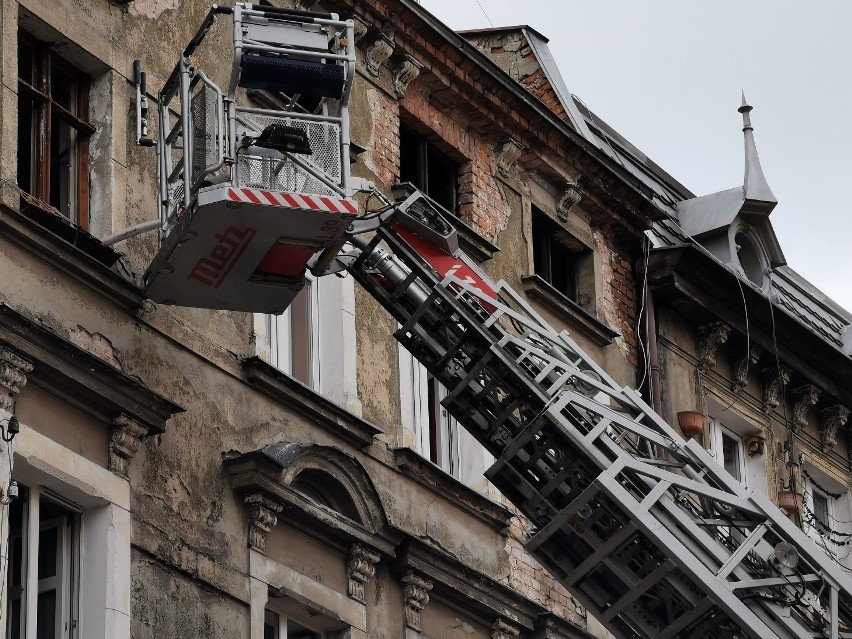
[135,5,852,637]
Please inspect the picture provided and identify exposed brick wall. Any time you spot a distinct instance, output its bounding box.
[399,81,511,243]
[362,86,401,189]
[465,31,570,125]
[596,224,639,367]
[505,505,587,627]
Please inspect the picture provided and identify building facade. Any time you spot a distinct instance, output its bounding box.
[0,0,849,638]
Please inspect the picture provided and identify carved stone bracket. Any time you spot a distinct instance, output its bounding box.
[109,414,149,478]
[393,54,423,98]
[556,182,584,222]
[402,571,432,631]
[495,137,525,177]
[696,322,731,372]
[791,384,822,432]
[347,543,380,603]
[245,493,283,554]
[0,346,33,412]
[353,15,371,43]
[491,618,520,639]
[295,0,320,10]
[820,405,850,453]
[731,346,762,393]
[761,366,791,413]
[365,32,394,77]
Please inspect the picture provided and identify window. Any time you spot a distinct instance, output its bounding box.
[264,609,322,639]
[398,346,461,476]
[734,231,765,287]
[6,484,80,639]
[258,276,320,389]
[531,207,592,305]
[17,31,94,226]
[708,418,746,486]
[802,468,850,551]
[399,123,458,213]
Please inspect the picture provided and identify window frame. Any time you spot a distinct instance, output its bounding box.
[708,417,747,487]
[398,122,458,214]
[6,483,82,639]
[398,345,460,476]
[17,30,95,227]
[530,206,593,307]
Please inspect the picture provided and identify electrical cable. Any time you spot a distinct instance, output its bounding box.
[635,233,651,395]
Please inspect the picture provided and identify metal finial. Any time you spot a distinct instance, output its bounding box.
[738,91,753,130]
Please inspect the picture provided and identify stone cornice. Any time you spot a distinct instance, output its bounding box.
[241,356,381,448]
[0,201,142,311]
[0,303,181,433]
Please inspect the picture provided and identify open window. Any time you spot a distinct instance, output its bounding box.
[708,417,747,487]
[399,122,458,214]
[531,206,593,306]
[17,30,94,227]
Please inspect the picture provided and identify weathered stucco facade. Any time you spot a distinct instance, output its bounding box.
[2,1,850,638]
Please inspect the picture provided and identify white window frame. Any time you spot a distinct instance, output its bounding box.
[801,467,850,558]
[708,417,747,487]
[398,345,460,477]
[2,425,132,639]
[263,608,324,639]
[254,272,361,414]
[7,485,80,639]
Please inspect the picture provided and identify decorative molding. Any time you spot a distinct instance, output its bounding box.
[495,137,525,177]
[732,346,762,393]
[402,571,432,631]
[393,54,423,98]
[0,346,33,412]
[109,414,149,478]
[791,384,821,432]
[364,32,394,77]
[556,182,584,222]
[352,15,371,42]
[245,493,283,554]
[820,405,850,453]
[491,618,520,639]
[696,322,731,372]
[347,543,380,603]
[761,366,791,413]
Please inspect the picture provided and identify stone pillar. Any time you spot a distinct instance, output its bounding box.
[0,345,31,636]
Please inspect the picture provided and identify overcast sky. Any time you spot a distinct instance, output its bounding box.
[421,0,852,312]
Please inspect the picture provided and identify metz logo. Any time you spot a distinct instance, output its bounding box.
[187,226,257,288]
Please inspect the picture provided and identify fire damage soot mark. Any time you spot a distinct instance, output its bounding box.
[187,226,257,288]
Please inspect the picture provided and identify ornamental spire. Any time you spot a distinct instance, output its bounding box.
[738,92,777,209]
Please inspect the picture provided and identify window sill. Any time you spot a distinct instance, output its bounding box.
[521,274,619,346]
[0,198,143,311]
[242,356,382,448]
[393,447,514,535]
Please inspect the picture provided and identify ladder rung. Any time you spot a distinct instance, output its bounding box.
[602,558,676,621]
[565,524,637,587]
[525,482,601,552]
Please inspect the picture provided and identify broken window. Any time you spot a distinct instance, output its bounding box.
[17,31,94,227]
[6,484,81,639]
[399,123,458,213]
[531,207,592,305]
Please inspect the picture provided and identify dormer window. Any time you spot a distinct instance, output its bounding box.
[735,231,765,287]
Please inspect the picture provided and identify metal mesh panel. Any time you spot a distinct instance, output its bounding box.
[191,83,218,185]
[238,113,341,195]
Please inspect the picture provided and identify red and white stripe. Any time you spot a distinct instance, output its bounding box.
[226,187,358,215]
